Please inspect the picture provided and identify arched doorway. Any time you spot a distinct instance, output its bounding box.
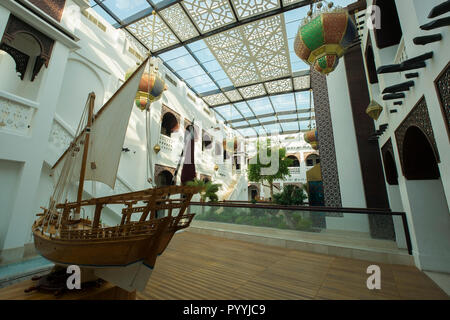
[398,125,450,272]
[161,112,179,137]
[402,126,440,180]
[155,170,173,187]
[248,185,259,201]
[287,155,300,167]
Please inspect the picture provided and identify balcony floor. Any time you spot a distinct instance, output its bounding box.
[137,232,448,300]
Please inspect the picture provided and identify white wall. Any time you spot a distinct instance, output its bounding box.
[0,159,23,250]
[402,179,450,272]
[360,0,450,270]
[325,58,370,233]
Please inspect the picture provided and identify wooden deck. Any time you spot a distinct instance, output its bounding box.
[137,231,448,300]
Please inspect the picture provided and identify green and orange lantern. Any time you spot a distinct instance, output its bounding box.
[294,3,357,75]
[304,129,319,150]
[126,60,167,111]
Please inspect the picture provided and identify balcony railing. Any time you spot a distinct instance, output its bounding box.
[158,134,173,152]
[189,201,412,255]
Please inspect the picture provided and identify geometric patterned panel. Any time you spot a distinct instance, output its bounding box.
[394,96,441,177]
[435,62,450,140]
[310,67,343,209]
[282,0,302,5]
[293,75,311,90]
[181,0,236,33]
[160,3,200,41]
[205,14,291,87]
[264,78,293,94]
[202,93,229,106]
[224,89,243,102]
[238,83,266,99]
[231,0,280,19]
[127,14,179,52]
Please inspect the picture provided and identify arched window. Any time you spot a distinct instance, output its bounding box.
[161,112,179,137]
[306,154,320,167]
[365,35,379,84]
[202,131,212,151]
[402,126,440,180]
[374,0,403,49]
[287,155,300,167]
[382,151,398,185]
[215,141,222,156]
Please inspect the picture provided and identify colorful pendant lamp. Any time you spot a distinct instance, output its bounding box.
[294,1,358,75]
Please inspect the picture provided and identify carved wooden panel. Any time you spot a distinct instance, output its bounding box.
[395,96,440,177]
[161,104,180,123]
[1,15,55,81]
[435,61,450,141]
[154,164,176,179]
[199,174,211,182]
[28,0,66,22]
[0,43,29,80]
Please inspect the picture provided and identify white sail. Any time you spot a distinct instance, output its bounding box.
[52,59,148,190]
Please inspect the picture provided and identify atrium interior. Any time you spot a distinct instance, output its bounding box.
[0,0,449,300]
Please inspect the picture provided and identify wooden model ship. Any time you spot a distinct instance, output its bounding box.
[31,56,200,292]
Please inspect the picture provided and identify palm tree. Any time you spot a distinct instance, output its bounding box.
[187,179,221,202]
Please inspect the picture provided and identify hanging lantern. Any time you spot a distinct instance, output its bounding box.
[125,61,167,111]
[294,4,357,75]
[310,141,319,150]
[304,129,319,150]
[366,100,383,121]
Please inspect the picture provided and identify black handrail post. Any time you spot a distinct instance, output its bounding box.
[401,213,413,255]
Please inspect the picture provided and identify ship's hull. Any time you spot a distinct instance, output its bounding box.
[33,231,156,267]
[33,213,194,268]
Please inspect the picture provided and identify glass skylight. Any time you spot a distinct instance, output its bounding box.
[87,0,353,136]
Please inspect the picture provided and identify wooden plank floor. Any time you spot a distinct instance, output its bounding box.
[137,231,449,300]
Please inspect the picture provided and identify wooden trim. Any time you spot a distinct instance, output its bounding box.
[434,60,450,142]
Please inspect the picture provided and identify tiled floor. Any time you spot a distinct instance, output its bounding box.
[136,232,448,300]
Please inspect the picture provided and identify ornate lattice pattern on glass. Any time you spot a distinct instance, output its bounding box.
[202,93,229,106]
[224,89,243,102]
[181,0,236,33]
[265,78,293,94]
[238,83,266,99]
[159,3,200,41]
[231,0,280,19]
[282,0,302,5]
[293,75,311,90]
[205,14,291,87]
[127,14,179,52]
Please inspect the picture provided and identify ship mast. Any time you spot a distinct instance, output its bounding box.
[75,92,95,218]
